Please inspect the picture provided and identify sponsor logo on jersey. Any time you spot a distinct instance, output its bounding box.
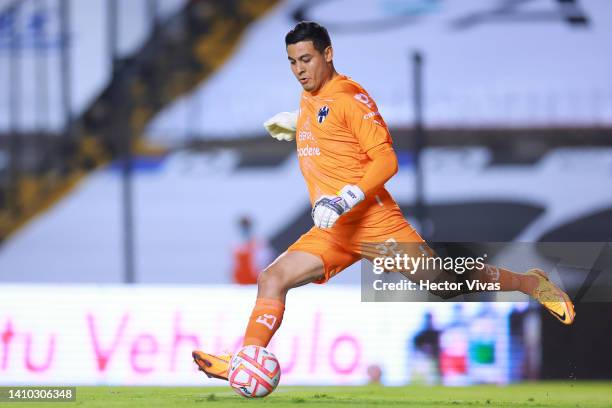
[363,111,381,120]
[354,93,374,108]
[297,144,321,157]
[298,130,315,141]
[317,106,330,123]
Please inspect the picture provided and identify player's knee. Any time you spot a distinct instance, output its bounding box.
[258,264,291,294]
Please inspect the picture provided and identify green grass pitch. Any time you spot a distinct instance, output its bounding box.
[9,382,612,408]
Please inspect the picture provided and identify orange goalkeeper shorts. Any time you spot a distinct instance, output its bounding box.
[286,207,424,283]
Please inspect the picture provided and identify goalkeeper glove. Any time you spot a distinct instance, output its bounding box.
[263,111,298,141]
[312,185,365,229]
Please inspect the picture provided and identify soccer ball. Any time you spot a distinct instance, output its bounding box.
[228,345,281,398]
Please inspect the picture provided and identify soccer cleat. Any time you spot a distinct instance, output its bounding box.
[527,268,575,325]
[192,350,231,381]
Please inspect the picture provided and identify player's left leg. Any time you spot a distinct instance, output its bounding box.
[417,243,574,324]
[360,220,575,324]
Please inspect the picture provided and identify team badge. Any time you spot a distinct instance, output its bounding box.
[317,106,330,124]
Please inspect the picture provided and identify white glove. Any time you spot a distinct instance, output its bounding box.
[312,185,365,229]
[263,111,298,141]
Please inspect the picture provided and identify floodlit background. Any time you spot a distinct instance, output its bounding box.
[0,0,611,386]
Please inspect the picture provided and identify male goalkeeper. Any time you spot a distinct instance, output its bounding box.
[192,21,574,381]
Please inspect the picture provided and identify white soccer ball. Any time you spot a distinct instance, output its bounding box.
[228,345,281,398]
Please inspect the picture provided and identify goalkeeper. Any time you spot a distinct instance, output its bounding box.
[193,21,575,381]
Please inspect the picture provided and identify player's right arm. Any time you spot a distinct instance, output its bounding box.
[263,110,298,141]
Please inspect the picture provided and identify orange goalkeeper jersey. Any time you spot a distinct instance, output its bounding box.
[295,74,405,235]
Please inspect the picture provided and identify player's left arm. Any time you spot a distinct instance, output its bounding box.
[312,92,397,228]
[355,142,398,196]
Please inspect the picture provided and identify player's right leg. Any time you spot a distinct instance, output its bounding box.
[192,251,325,380]
[242,250,327,347]
[193,227,356,381]
[192,250,325,381]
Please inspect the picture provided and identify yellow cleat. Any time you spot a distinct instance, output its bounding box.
[192,350,231,381]
[527,268,575,325]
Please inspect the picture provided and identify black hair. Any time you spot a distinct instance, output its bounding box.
[285,21,331,54]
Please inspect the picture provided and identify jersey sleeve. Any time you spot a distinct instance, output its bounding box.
[339,91,392,152]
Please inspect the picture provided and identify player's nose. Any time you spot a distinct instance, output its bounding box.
[296,62,306,74]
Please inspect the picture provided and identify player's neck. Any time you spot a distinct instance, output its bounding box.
[311,70,339,96]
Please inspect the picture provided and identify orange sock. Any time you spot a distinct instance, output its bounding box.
[478,264,538,295]
[243,298,285,347]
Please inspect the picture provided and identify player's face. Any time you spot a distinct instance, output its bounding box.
[287,41,333,93]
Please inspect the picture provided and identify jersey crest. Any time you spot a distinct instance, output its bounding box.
[317,106,330,124]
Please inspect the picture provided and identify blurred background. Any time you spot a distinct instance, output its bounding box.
[0,0,611,386]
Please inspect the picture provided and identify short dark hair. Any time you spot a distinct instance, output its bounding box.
[285,21,331,54]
